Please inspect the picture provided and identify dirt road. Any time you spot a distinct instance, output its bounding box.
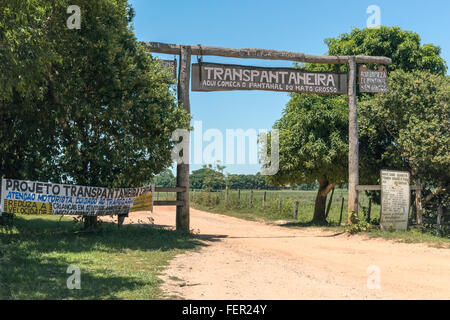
[126,206,450,300]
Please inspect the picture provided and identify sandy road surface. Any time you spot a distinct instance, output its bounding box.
[117,206,450,300]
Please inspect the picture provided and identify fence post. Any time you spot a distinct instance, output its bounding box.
[416,183,423,227]
[339,197,344,225]
[238,189,240,205]
[278,194,282,212]
[293,201,299,220]
[367,198,372,223]
[225,186,229,202]
[250,190,253,207]
[262,191,266,208]
[436,205,443,236]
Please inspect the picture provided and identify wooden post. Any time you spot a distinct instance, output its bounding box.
[118,215,125,227]
[238,189,240,205]
[339,197,344,226]
[367,198,372,223]
[293,201,299,220]
[250,190,253,207]
[176,46,191,233]
[84,216,97,230]
[262,191,266,208]
[278,194,282,212]
[225,186,229,202]
[436,205,443,236]
[415,182,423,227]
[347,57,359,223]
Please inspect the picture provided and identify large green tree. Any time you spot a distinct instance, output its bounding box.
[1,0,188,187]
[326,26,447,74]
[360,70,449,201]
[268,26,447,224]
[1,0,189,227]
[0,0,61,181]
[326,27,448,191]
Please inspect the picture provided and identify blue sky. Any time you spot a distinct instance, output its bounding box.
[129,0,450,175]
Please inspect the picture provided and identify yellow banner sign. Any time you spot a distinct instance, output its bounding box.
[129,192,153,213]
[4,199,53,215]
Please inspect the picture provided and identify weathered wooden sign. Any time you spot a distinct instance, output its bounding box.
[192,62,348,94]
[359,65,388,93]
[160,58,177,80]
[380,170,410,231]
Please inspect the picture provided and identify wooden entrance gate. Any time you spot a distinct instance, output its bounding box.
[143,41,392,232]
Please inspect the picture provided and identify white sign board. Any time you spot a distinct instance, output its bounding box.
[0,178,154,216]
[359,65,388,93]
[380,170,410,231]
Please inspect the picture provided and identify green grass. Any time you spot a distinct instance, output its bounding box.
[365,226,450,248]
[190,189,380,226]
[0,215,200,300]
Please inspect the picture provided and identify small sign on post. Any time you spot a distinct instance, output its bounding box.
[160,58,177,80]
[359,65,388,93]
[380,170,410,231]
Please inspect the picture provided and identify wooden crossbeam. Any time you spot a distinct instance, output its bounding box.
[154,186,186,192]
[141,41,392,65]
[154,200,184,206]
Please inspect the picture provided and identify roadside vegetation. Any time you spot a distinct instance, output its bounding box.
[0,215,199,299]
[189,189,364,226]
[184,189,449,247]
[150,184,450,247]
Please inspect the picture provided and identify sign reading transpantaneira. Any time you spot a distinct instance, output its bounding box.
[359,65,388,93]
[0,178,154,216]
[191,62,348,94]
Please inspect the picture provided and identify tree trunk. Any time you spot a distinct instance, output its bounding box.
[312,179,336,224]
[325,187,335,219]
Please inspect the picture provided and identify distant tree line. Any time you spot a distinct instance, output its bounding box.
[153,166,319,191]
